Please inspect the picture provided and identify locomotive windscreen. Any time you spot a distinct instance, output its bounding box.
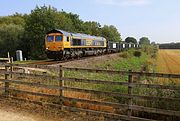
[47,35,54,42]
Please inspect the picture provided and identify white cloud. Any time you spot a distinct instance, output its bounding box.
[95,0,116,5]
[95,0,151,6]
[122,0,150,6]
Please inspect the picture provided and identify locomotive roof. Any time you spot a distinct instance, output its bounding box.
[46,29,70,36]
[47,29,106,41]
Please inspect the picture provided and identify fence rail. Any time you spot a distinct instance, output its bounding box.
[0,52,12,63]
[1,63,180,78]
[0,64,179,121]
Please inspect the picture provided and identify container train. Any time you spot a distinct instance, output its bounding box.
[45,29,139,60]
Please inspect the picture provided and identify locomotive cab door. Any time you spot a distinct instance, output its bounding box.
[63,36,71,48]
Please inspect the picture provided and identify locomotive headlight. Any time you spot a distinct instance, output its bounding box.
[46,47,49,50]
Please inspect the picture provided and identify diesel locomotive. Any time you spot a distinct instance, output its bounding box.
[45,29,139,60]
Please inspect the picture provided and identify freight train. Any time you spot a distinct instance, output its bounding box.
[45,29,139,60]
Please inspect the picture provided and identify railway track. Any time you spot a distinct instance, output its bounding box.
[29,53,118,66]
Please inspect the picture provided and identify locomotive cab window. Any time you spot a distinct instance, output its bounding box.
[56,35,62,42]
[64,36,67,42]
[72,38,81,46]
[67,36,69,42]
[47,35,54,42]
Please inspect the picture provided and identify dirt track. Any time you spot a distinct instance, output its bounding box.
[157,49,180,74]
[0,98,100,121]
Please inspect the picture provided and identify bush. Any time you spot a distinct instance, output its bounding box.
[133,50,141,57]
[119,51,130,58]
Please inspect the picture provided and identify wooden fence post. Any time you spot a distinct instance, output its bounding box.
[7,52,10,63]
[59,65,64,109]
[128,70,133,119]
[10,57,13,78]
[4,65,9,96]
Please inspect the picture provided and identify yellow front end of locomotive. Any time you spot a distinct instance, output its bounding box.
[45,33,71,51]
[45,33,61,51]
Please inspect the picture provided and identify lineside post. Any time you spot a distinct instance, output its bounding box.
[128,70,133,119]
[4,65,9,96]
[59,65,64,109]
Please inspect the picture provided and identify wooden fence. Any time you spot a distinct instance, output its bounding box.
[0,58,10,63]
[0,64,180,121]
[0,52,13,63]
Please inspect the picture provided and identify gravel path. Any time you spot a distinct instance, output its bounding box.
[0,109,36,121]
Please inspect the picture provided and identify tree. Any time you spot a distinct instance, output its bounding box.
[125,37,137,44]
[101,25,121,42]
[139,37,150,45]
[0,14,25,58]
[82,21,101,36]
[63,12,84,32]
[24,5,73,59]
[151,41,156,45]
[0,24,24,57]
[0,14,25,26]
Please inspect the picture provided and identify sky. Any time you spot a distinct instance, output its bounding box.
[0,0,180,43]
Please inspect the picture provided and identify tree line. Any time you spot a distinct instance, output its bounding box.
[0,5,152,60]
[0,5,121,59]
[159,43,180,49]
[124,36,151,45]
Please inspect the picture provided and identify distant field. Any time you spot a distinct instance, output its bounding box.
[157,49,180,74]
